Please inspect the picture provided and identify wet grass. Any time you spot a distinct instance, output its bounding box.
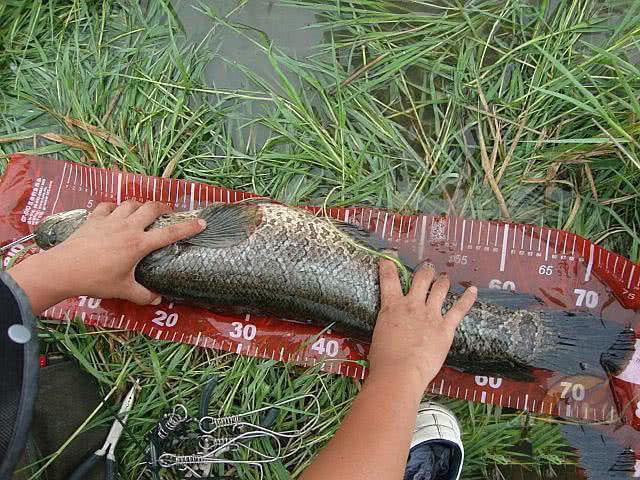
[2,0,639,478]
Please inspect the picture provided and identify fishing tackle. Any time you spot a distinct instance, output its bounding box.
[139,393,321,479]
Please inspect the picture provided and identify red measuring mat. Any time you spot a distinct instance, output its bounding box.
[1,154,639,455]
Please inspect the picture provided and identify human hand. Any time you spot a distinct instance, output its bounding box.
[367,259,477,390]
[8,201,205,313]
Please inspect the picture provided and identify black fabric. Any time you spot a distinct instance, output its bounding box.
[0,272,39,480]
[13,361,108,480]
[404,441,462,480]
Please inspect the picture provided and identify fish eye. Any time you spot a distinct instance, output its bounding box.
[46,229,57,246]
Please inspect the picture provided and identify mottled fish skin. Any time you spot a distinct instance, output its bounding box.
[138,204,380,332]
[34,204,634,379]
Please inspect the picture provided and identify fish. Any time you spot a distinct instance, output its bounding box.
[34,203,635,380]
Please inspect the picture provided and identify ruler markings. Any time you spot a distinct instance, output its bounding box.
[537,227,542,251]
[500,225,509,272]
[117,173,123,204]
[51,163,68,214]
[585,244,595,281]
[545,230,551,261]
[66,163,73,184]
[381,213,389,238]
[460,220,466,252]
[418,216,428,260]
[20,162,640,436]
[468,220,474,245]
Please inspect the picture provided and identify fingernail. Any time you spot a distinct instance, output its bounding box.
[439,272,448,279]
[419,261,435,271]
[469,286,478,294]
[151,296,162,305]
[197,219,207,229]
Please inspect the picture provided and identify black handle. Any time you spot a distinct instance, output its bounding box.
[105,458,117,480]
[69,453,101,480]
[199,376,218,418]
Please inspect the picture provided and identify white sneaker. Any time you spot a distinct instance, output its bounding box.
[404,401,464,480]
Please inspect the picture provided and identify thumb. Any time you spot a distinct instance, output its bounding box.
[125,282,163,306]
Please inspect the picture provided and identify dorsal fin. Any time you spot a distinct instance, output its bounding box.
[331,220,390,252]
[183,204,262,249]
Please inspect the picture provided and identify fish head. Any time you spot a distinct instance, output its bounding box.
[34,209,88,249]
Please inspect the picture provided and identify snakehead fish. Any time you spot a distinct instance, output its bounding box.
[33,203,634,380]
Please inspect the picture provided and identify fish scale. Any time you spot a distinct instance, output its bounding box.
[34,202,634,383]
[1,154,639,477]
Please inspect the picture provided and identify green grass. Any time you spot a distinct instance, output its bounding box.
[2,0,640,478]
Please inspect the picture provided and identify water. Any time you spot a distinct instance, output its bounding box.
[170,0,325,149]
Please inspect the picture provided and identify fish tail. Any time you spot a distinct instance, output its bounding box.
[535,311,635,377]
[560,424,637,479]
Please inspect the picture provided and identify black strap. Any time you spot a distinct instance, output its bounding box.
[0,272,39,480]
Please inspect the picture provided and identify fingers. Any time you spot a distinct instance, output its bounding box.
[408,262,435,300]
[425,273,450,311]
[91,202,116,217]
[379,257,402,305]
[443,286,477,331]
[129,201,172,228]
[143,218,206,253]
[111,199,142,218]
[125,282,163,306]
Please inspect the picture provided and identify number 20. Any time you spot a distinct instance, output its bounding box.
[152,310,178,327]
